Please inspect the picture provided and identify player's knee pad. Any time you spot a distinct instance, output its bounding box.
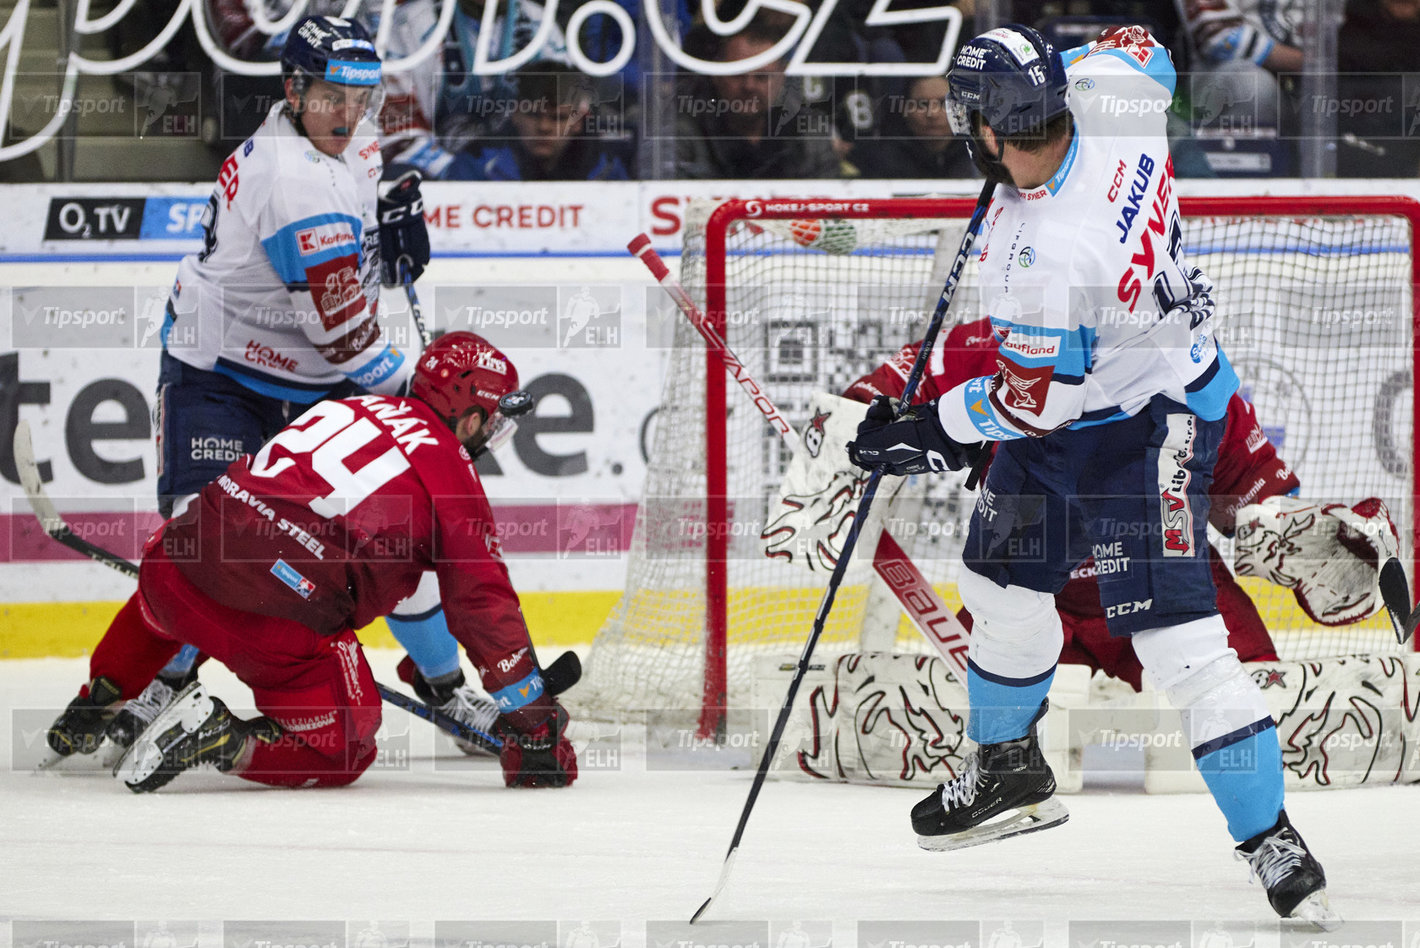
[1130,615,1234,692]
[958,566,1063,679]
[1133,617,1269,751]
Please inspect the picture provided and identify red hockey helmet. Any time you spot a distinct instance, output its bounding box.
[411,332,531,452]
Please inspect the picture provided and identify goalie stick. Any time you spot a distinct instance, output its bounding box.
[626,236,970,678]
[637,180,996,924]
[11,420,581,755]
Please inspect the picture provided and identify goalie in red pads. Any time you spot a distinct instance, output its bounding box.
[46,333,577,792]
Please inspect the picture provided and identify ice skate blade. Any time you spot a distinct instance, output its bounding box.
[916,799,1069,852]
[112,682,211,787]
[1287,890,1342,932]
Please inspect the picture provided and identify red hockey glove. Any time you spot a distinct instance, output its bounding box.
[496,701,578,788]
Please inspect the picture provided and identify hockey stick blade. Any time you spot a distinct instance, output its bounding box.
[1378,557,1415,644]
[689,849,738,924]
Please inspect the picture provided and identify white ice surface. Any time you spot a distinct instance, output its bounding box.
[3,653,1417,944]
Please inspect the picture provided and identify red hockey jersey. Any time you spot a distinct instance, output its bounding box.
[163,394,537,701]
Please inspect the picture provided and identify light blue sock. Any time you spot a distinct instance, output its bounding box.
[159,644,200,678]
[1194,719,1285,842]
[966,660,1056,745]
[386,605,461,680]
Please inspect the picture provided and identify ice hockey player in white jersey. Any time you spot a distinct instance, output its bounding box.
[846,24,1337,928]
[114,16,499,758]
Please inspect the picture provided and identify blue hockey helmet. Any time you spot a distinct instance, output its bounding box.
[946,24,1067,140]
[281,16,382,91]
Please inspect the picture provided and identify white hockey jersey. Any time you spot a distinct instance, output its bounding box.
[937,26,1238,445]
[164,102,411,402]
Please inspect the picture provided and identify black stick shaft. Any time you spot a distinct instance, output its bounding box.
[691,180,996,924]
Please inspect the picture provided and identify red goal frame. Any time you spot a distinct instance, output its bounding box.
[696,195,1420,737]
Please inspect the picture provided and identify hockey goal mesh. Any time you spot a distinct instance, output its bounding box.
[573,196,1418,726]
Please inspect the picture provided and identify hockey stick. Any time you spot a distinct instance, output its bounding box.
[377,650,582,753]
[11,420,581,747]
[656,180,995,924]
[400,261,433,347]
[1378,556,1419,645]
[627,236,970,676]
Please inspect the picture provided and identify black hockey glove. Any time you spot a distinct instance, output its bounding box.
[378,166,431,286]
[846,395,973,476]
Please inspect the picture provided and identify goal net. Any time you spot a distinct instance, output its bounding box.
[573,195,1419,734]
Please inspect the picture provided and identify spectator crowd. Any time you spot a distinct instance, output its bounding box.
[11,0,1420,180]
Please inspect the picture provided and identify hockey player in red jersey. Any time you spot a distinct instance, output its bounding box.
[46,333,577,793]
[844,316,1292,690]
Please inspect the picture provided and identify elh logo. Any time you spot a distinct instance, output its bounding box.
[557,285,622,347]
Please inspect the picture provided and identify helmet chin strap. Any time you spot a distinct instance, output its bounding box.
[967,129,1016,187]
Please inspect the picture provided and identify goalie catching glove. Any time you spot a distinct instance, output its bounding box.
[378,165,431,286]
[847,395,977,476]
[1234,496,1400,626]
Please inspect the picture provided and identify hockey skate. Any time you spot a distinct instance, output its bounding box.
[409,667,500,757]
[104,667,199,752]
[114,682,281,793]
[1235,810,1340,930]
[911,702,1068,852]
[46,677,123,758]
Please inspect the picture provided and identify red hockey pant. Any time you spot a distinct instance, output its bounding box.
[91,543,381,788]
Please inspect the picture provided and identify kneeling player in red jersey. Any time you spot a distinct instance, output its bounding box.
[46,332,577,792]
[844,315,1396,691]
